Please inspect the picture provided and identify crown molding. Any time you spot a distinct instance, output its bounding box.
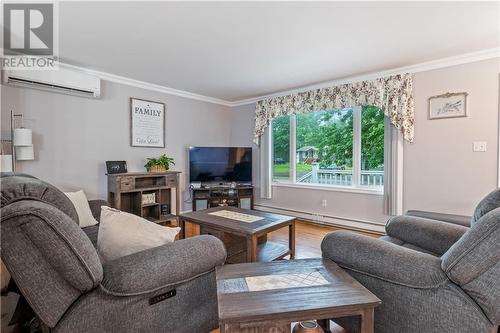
[59,47,499,108]
[230,47,500,107]
[58,62,234,107]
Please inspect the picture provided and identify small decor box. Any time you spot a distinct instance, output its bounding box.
[142,193,156,205]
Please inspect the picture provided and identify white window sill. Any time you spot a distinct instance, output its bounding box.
[271,181,384,196]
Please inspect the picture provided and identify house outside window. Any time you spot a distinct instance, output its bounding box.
[271,105,385,192]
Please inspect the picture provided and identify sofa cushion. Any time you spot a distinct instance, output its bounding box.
[97,206,180,263]
[65,190,98,228]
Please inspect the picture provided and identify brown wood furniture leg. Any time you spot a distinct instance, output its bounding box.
[179,219,186,239]
[246,235,258,262]
[289,221,296,259]
[360,308,375,333]
[317,319,331,333]
[258,234,268,244]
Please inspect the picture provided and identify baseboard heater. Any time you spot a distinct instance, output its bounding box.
[254,204,386,234]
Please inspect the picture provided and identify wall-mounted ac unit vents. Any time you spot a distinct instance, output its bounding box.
[3,67,101,98]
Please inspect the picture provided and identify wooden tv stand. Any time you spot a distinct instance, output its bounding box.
[191,185,254,211]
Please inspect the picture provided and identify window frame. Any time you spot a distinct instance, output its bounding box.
[270,107,384,195]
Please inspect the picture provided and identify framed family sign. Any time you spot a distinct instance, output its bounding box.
[428,92,468,120]
[130,98,165,147]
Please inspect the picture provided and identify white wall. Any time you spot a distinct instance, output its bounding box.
[404,58,499,215]
[1,80,232,211]
[230,58,500,225]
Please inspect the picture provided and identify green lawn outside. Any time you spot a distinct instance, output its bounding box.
[273,163,312,179]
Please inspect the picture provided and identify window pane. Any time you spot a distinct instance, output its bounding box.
[272,115,290,181]
[361,105,385,187]
[296,108,353,186]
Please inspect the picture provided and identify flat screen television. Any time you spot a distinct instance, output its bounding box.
[189,147,252,184]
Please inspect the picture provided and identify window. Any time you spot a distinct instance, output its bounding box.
[272,115,291,182]
[271,106,384,191]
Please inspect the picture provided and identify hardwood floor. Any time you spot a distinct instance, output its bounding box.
[187,220,381,333]
[267,220,379,258]
[186,220,379,258]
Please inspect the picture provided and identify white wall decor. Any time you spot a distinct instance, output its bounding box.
[428,92,468,119]
[130,98,165,147]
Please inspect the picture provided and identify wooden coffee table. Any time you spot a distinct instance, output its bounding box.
[179,207,295,263]
[216,258,381,333]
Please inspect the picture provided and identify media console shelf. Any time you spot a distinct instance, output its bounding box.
[107,171,181,226]
[191,185,254,211]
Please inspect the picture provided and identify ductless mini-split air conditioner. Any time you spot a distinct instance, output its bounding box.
[3,66,101,98]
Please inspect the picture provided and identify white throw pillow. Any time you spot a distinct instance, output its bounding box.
[97,206,180,263]
[64,190,99,228]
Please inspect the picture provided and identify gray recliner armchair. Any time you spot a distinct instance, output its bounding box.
[322,189,500,333]
[0,173,226,333]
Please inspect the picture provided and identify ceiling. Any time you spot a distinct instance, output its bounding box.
[59,1,499,102]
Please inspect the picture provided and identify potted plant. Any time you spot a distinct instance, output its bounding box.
[144,154,175,173]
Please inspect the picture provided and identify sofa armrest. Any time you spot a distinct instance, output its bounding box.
[405,210,471,227]
[386,215,468,255]
[321,231,448,288]
[101,235,226,296]
[88,200,108,221]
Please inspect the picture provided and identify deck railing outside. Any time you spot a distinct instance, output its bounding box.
[297,167,384,186]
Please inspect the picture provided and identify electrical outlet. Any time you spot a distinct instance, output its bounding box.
[473,141,487,152]
[321,199,327,208]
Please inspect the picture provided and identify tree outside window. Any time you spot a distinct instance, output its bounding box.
[271,105,384,190]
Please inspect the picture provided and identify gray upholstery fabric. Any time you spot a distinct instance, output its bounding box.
[0,172,38,179]
[322,231,447,287]
[472,188,500,225]
[1,174,226,333]
[386,215,468,256]
[333,271,493,333]
[54,272,219,333]
[324,189,500,332]
[441,207,500,325]
[379,235,437,256]
[82,199,108,246]
[1,200,103,327]
[322,231,496,333]
[102,235,226,295]
[405,210,471,227]
[82,225,99,247]
[88,199,108,222]
[0,174,78,223]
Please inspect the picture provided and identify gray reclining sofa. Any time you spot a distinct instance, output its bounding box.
[322,189,500,333]
[0,173,226,333]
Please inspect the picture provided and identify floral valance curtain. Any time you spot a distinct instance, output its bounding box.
[253,73,414,144]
